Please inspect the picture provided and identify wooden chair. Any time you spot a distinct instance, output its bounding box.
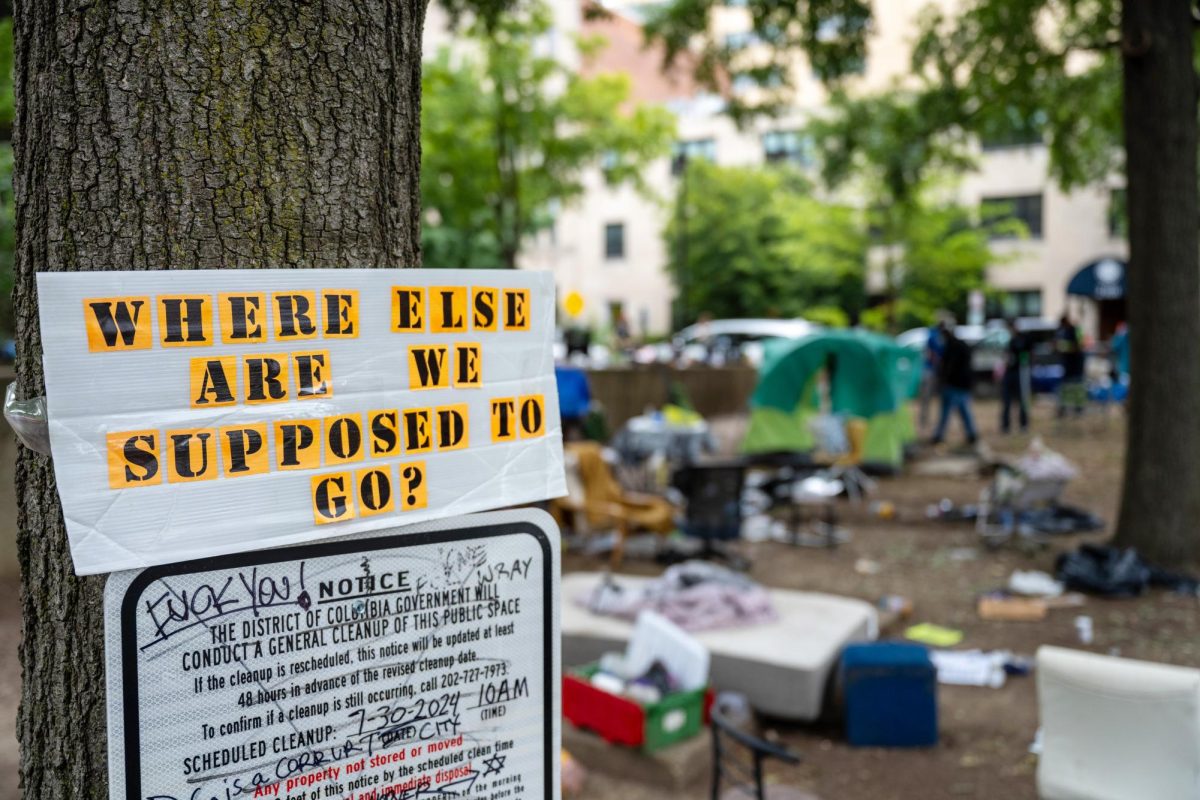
[550,441,675,566]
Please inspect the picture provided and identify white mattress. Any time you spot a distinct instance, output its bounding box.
[561,571,878,720]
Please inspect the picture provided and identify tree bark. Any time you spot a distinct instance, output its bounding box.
[1113,0,1200,564]
[12,1,423,795]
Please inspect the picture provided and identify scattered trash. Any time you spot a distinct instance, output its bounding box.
[741,487,772,516]
[878,595,913,617]
[579,562,777,631]
[913,455,982,479]
[793,474,844,501]
[977,594,1047,622]
[740,514,773,543]
[589,670,626,695]
[1009,570,1065,598]
[946,546,980,562]
[905,623,964,648]
[930,650,1009,688]
[1021,504,1104,535]
[1004,655,1035,676]
[1016,437,1078,482]
[1028,728,1044,756]
[625,611,710,692]
[1055,544,1200,598]
[854,558,883,576]
[1074,615,1094,645]
[1043,593,1087,609]
[870,500,897,520]
[926,497,959,519]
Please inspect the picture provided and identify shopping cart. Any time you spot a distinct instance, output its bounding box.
[975,463,1069,547]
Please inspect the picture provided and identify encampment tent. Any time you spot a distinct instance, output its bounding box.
[742,328,919,470]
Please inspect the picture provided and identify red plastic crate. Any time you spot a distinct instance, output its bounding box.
[563,669,716,751]
[563,672,647,747]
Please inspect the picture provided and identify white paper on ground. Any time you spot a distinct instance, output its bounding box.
[930,649,1008,688]
[104,509,562,800]
[37,269,566,574]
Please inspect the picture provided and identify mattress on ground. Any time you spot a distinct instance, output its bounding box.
[561,571,878,721]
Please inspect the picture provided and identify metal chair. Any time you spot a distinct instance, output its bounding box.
[711,707,811,800]
[673,461,749,569]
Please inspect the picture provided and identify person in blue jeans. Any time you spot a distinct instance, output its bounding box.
[932,322,978,445]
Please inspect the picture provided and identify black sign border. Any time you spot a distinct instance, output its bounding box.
[119,520,555,800]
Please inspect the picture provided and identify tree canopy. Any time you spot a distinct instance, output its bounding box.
[665,161,865,325]
[421,2,675,268]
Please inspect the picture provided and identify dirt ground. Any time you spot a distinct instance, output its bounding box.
[0,399,1193,799]
[566,398,1200,800]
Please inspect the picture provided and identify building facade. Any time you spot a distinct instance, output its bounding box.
[430,0,1127,339]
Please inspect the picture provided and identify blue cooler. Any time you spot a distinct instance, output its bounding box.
[841,642,938,747]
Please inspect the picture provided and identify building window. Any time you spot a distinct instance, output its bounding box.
[762,130,813,166]
[1108,187,1127,238]
[982,193,1043,239]
[999,290,1043,319]
[671,139,717,175]
[604,223,625,261]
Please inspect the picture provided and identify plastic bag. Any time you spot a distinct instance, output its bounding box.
[3,382,51,455]
[1055,544,1199,597]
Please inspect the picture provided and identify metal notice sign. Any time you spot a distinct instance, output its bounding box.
[104,510,561,800]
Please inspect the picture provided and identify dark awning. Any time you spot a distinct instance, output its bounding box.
[1067,257,1126,300]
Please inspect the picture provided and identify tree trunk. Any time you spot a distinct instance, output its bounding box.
[1113,0,1200,564]
[12,1,423,795]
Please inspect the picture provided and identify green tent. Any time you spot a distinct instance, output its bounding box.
[742,329,919,470]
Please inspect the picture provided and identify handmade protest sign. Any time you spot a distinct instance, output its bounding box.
[36,269,565,574]
[104,510,561,800]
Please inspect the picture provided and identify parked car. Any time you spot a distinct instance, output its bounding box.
[972,319,1062,393]
[671,318,820,367]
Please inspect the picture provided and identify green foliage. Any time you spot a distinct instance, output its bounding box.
[808,90,973,208]
[644,0,1126,189]
[806,90,1003,331]
[664,161,866,324]
[803,305,850,327]
[912,0,1123,189]
[420,3,675,268]
[896,202,996,329]
[641,0,870,121]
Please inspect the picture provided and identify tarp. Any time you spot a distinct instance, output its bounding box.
[742,329,918,468]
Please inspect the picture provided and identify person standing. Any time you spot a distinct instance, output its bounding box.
[1056,313,1086,417]
[918,313,948,435]
[932,320,978,446]
[1110,321,1130,386]
[1001,318,1032,433]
